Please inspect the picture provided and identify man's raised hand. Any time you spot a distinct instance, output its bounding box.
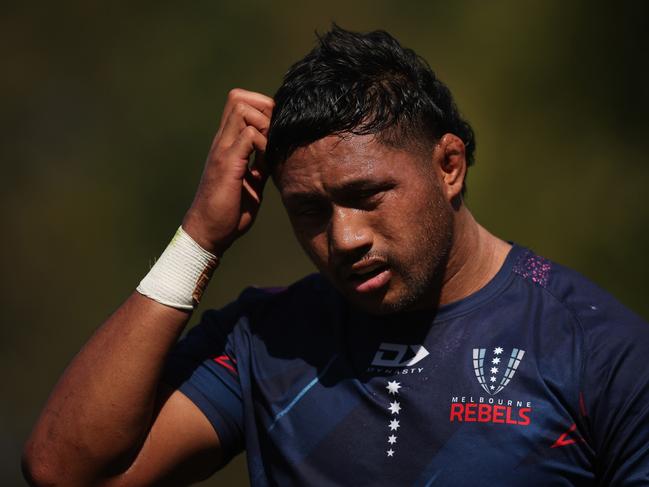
[19,91,275,483]
[182,88,274,255]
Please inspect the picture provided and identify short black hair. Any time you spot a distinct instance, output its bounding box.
[266,25,476,190]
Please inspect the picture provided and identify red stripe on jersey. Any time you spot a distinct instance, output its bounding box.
[579,391,588,417]
[551,423,584,448]
[213,354,238,375]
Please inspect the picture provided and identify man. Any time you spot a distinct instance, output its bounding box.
[23,26,649,486]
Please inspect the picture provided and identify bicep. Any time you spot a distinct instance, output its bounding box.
[103,388,224,487]
[583,317,649,484]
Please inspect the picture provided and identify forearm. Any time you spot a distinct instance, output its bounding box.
[24,291,190,484]
[24,88,273,486]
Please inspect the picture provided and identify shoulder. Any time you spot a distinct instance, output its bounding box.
[509,245,649,372]
[237,272,337,308]
[168,274,341,368]
[199,273,343,333]
[510,245,647,331]
[511,250,649,481]
[213,272,337,314]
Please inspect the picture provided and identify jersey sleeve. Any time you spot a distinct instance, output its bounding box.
[161,299,246,464]
[580,300,649,485]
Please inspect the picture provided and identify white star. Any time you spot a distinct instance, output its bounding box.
[494,347,504,355]
[490,367,499,374]
[386,380,402,395]
[389,419,400,431]
[490,376,497,382]
[490,385,495,390]
[387,435,397,444]
[386,448,395,457]
[492,357,501,364]
[388,401,401,415]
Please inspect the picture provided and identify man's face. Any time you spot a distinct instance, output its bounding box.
[275,133,454,315]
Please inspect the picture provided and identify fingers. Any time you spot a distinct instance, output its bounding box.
[218,101,271,148]
[244,152,269,202]
[242,172,265,205]
[232,131,268,206]
[249,150,269,179]
[211,89,272,203]
[185,90,273,253]
[218,88,274,134]
[226,125,268,169]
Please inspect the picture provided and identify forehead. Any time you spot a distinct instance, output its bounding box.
[275,133,425,195]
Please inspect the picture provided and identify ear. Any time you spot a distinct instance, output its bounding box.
[434,133,467,202]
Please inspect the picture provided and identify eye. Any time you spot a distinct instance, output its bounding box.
[291,202,330,219]
[349,186,391,209]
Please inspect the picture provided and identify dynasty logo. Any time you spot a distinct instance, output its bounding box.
[366,342,430,375]
[449,346,532,426]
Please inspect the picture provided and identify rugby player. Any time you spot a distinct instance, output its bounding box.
[23,26,649,486]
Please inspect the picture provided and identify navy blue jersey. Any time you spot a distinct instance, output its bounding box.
[163,244,649,486]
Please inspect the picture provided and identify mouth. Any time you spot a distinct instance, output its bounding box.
[346,260,391,294]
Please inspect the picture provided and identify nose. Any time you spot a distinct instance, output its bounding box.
[328,205,372,259]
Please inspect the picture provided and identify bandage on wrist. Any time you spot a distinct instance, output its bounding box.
[136,226,219,310]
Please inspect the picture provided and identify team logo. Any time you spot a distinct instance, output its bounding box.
[449,345,531,426]
[371,342,430,367]
[472,346,525,395]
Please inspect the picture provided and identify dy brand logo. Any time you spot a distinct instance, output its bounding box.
[372,342,430,367]
[472,346,525,395]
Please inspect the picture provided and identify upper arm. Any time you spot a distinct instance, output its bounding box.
[110,299,253,486]
[582,311,649,485]
[102,387,224,487]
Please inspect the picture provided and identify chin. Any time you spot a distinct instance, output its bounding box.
[345,287,419,316]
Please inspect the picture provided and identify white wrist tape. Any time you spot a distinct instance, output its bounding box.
[137,226,218,310]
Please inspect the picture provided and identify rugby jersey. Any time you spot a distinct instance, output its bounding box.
[163,244,649,486]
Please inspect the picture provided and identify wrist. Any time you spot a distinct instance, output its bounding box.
[181,210,232,257]
[136,226,219,310]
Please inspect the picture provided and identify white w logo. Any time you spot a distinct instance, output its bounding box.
[472,347,525,395]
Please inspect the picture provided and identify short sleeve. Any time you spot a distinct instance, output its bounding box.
[162,301,245,463]
[581,304,649,485]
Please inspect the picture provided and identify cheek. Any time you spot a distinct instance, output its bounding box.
[375,194,428,240]
[379,190,450,251]
[293,226,329,266]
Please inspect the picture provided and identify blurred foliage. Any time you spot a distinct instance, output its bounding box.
[1,1,648,485]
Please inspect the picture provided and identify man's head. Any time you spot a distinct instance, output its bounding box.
[266,25,475,181]
[267,26,475,314]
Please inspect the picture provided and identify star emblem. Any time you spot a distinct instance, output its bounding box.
[490,367,499,374]
[388,401,401,415]
[490,376,497,382]
[386,448,395,457]
[386,380,402,395]
[387,435,397,444]
[389,419,400,431]
[494,347,503,355]
[490,385,495,390]
[492,357,501,364]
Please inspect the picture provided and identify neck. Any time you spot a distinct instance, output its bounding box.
[438,205,511,306]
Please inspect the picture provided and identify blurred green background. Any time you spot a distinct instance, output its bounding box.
[2,1,648,485]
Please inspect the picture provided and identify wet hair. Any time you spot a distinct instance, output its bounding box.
[266,25,476,191]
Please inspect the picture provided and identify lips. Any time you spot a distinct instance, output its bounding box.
[346,259,391,293]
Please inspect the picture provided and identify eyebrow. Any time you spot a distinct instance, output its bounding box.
[283,177,395,204]
[332,178,390,194]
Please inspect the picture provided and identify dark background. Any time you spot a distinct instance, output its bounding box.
[2,2,648,485]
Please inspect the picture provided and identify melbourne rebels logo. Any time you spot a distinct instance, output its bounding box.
[449,345,531,426]
[472,346,525,395]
